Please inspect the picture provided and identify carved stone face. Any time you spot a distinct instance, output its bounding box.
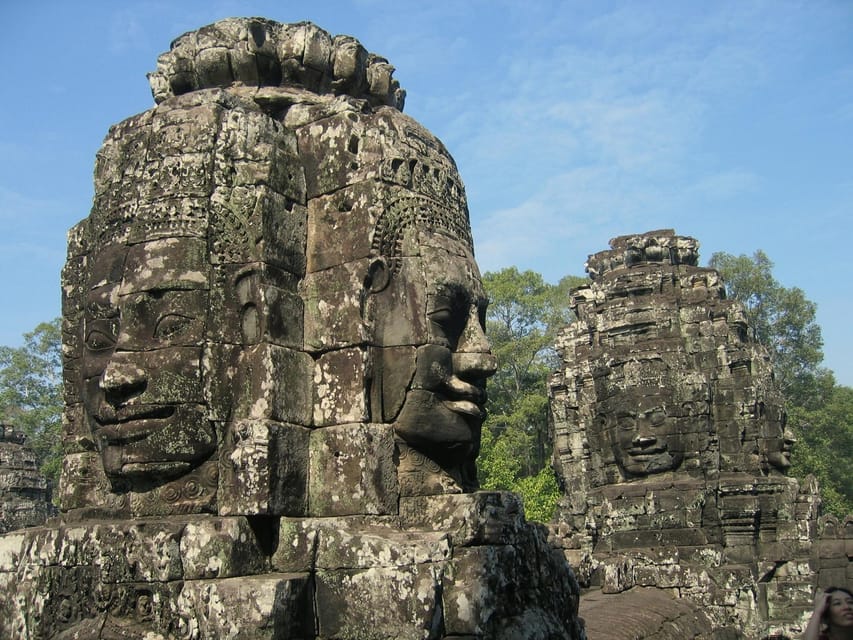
[80,237,215,485]
[368,229,497,466]
[765,419,795,472]
[603,394,685,477]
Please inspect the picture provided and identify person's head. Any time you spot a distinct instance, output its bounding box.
[824,587,853,630]
[364,191,497,482]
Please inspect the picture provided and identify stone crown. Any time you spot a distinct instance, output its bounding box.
[148,18,406,110]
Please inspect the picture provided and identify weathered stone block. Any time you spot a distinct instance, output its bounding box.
[608,527,709,551]
[315,564,442,639]
[442,544,515,636]
[400,492,526,547]
[93,521,186,583]
[219,420,310,516]
[296,111,387,198]
[208,262,302,347]
[209,185,307,271]
[313,347,369,426]
[57,452,112,513]
[315,526,451,570]
[309,423,398,516]
[272,517,319,574]
[176,573,314,638]
[233,344,313,425]
[181,516,268,579]
[302,259,369,351]
[306,181,386,272]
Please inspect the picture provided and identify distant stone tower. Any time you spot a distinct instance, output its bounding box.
[548,230,839,639]
[0,424,55,533]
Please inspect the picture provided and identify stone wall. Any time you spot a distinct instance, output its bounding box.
[0,424,55,533]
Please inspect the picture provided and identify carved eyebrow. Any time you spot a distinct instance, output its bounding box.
[433,282,476,305]
[434,282,464,295]
[147,282,202,295]
[84,299,119,319]
[119,279,208,297]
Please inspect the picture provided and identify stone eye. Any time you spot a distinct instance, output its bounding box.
[617,415,636,430]
[85,329,116,352]
[154,314,193,340]
[649,409,666,426]
[429,295,466,349]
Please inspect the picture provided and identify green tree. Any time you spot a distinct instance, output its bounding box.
[0,318,63,482]
[708,250,830,408]
[788,385,853,516]
[478,267,584,521]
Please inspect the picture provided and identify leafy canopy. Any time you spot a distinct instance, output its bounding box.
[709,250,830,408]
[709,250,850,516]
[0,318,63,482]
[478,267,584,522]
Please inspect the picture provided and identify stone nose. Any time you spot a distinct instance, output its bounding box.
[100,352,148,406]
[452,351,498,379]
[456,307,497,364]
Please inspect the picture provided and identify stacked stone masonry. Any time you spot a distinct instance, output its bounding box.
[0,18,583,639]
[0,425,56,534]
[549,230,850,639]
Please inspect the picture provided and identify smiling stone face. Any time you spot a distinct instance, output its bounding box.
[81,238,215,484]
[60,85,313,517]
[603,396,683,477]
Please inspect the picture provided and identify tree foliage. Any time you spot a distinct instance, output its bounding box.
[708,250,831,408]
[788,385,853,516]
[478,267,584,521]
[0,318,63,482]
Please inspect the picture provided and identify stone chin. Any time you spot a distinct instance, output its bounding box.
[92,405,216,485]
[766,451,792,472]
[393,389,482,466]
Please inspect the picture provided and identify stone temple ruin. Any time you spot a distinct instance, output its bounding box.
[0,425,56,534]
[548,230,850,639]
[0,19,583,639]
[1,18,849,640]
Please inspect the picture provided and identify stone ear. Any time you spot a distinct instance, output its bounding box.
[366,257,391,293]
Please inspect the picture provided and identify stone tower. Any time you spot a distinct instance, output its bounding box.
[548,230,840,639]
[0,19,583,639]
[0,424,56,533]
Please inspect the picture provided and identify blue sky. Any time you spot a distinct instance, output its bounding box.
[1,1,851,385]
